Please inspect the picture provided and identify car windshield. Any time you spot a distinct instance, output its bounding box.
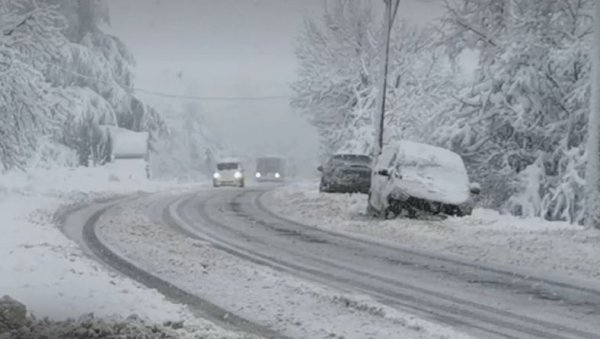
[217,163,240,170]
[332,154,371,163]
[257,158,283,172]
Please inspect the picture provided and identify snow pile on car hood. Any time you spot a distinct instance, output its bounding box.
[381,140,471,205]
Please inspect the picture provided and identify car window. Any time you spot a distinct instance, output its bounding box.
[332,154,371,163]
[217,163,240,170]
[257,158,284,172]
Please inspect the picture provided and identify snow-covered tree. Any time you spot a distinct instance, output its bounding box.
[292,0,450,157]
[294,0,600,224]
[0,0,72,170]
[0,0,166,170]
[150,102,220,181]
[585,0,600,230]
[292,0,380,156]
[45,0,166,164]
[385,23,456,144]
[435,0,593,223]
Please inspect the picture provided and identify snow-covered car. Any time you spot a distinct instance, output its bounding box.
[368,141,480,218]
[318,154,372,194]
[255,156,285,182]
[213,158,245,188]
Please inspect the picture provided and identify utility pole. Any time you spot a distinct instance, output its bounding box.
[585,0,600,230]
[373,0,400,157]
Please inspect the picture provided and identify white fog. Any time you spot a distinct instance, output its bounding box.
[1,1,599,338]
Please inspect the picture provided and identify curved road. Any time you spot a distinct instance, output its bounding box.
[63,186,600,339]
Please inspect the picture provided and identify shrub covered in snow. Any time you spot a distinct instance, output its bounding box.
[0,295,195,339]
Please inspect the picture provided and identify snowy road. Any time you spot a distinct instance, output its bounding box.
[64,186,600,339]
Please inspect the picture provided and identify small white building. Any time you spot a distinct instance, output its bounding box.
[101,126,150,180]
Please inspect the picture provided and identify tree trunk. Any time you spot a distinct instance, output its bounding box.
[77,0,95,41]
[585,0,600,230]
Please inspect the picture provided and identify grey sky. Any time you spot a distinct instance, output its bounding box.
[107,0,442,95]
[106,0,443,161]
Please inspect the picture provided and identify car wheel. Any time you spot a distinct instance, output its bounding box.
[405,206,418,219]
[387,199,417,219]
[319,179,329,193]
[367,202,384,219]
[454,205,471,217]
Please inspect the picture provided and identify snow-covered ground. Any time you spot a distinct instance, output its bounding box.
[0,167,252,338]
[95,193,474,339]
[264,181,600,284]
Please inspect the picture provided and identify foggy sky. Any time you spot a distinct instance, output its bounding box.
[106,0,444,160]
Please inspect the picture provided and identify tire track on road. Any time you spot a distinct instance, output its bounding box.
[62,193,288,339]
[255,190,600,300]
[170,189,599,339]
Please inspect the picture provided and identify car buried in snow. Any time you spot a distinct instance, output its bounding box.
[368,140,481,219]
[318,154,372,194]
[255,156,285,182]
[213,158,245,188]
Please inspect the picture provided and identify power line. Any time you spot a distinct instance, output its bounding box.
[134,88,290,102]
[50,64,291,102]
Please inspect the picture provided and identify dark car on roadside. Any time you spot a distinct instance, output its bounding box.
[318,154,372,194]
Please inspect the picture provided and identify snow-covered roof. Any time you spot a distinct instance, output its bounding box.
[257,155,284,160]
[217,157,243,164]
[333,152,370,156]
[380,140,470,205]
[102,126,149,159]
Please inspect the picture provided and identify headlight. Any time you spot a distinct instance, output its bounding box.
[213,172,220,179]
[255,172,261,178]
[274,172,281,178]
[234,171,243,179]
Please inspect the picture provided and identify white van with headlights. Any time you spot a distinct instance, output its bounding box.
[213,158,245,188]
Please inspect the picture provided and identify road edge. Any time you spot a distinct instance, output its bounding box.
[59,193,283,339]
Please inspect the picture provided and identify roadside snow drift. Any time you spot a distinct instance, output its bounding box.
[264,182,600,284]
[0,168,250,339]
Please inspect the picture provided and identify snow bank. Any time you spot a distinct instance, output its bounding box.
[0,296,203,339]
[0,168,242,339]
[0,165,183,195]
[264,182,600,283]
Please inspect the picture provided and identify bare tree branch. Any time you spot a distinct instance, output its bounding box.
[3,15,33,37]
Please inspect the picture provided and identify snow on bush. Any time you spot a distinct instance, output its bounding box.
[0,295,198,339]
